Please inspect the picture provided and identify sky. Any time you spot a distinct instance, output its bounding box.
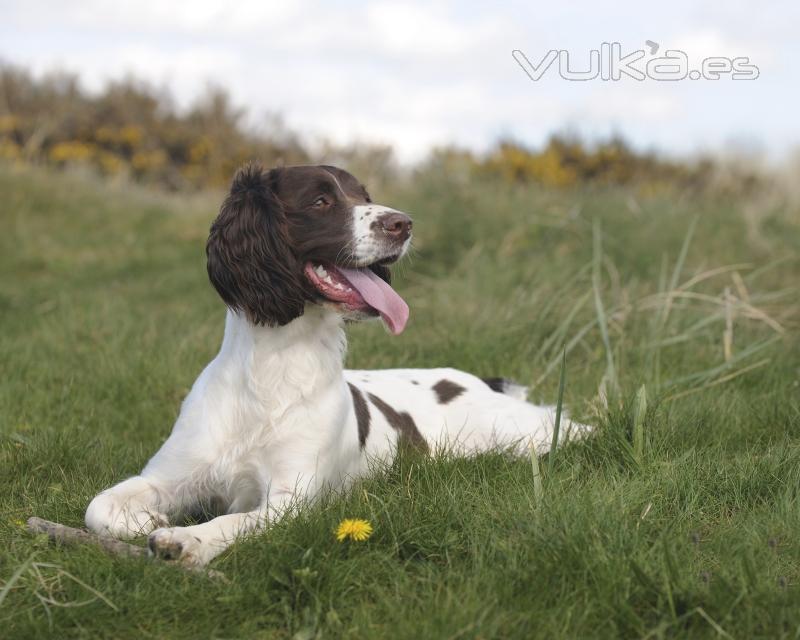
[0,0,797,163]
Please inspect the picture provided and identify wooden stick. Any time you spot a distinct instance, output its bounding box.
[25,517,227,580]
[27,517,148,558]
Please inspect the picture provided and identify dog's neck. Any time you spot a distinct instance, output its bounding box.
[219,306,347,401]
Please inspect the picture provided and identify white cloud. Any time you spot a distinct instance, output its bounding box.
[580,88,681,121]
[6,0,306,36]
[672,28,776,68]
[0,0,796,162]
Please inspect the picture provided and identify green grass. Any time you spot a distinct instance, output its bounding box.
[1,163,799,638]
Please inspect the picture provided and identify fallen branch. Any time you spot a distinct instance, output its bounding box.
[25,517,226,581]
[27,517,148,558]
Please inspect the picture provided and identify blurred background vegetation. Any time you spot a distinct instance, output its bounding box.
[0,62,781,198]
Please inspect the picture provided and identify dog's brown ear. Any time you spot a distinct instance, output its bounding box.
[206,163,306,326]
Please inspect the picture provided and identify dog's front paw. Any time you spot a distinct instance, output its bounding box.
[148,527,212,567]
[86,493,168,540]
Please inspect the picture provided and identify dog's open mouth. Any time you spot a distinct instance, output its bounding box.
[304,261,409,335]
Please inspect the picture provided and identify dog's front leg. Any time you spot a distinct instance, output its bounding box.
[147,489,298,567]
[85,475,176,539]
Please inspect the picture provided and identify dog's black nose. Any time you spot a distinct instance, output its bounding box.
[379,212,412,241]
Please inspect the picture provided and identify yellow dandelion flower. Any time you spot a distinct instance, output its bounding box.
[335,518,373,542]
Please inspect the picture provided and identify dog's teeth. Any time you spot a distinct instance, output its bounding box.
[314,265,328,277]
[323,275,334,285]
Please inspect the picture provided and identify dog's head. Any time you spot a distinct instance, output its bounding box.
[206,163,412,334]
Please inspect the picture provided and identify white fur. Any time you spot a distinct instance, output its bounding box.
[86,201,589,567]
[86,306,588,566]
[351,204,411,264]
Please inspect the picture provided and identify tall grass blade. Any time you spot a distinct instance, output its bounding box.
[692,608,734,640]
[0,553,35,608]
[650,252,669,388]
[649,217,697,389]
[664,358,771,402]
[549,347,566,474]
[592,219,618,398]
[662,216,698,324]
[664,335,779,389]
[535,312,602,387]
[632,384,647,464]
[529,442,543,507]
[533,289,590,365]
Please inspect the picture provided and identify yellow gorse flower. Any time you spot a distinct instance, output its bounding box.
[335,518,373,542]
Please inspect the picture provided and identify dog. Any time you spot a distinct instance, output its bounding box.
[85,163,588,566]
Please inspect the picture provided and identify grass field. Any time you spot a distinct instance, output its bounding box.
[1,163,799,639]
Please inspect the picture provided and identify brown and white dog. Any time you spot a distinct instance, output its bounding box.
[85,163,588,566]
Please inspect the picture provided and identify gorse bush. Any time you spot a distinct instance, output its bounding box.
[0,65,309,189]
[1,63,767,194]
[427,136,765,197]
[483,136,709,189]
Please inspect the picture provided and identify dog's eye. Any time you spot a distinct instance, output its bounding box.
[312,196,329,209]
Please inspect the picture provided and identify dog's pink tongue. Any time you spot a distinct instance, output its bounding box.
[339,267,409,335]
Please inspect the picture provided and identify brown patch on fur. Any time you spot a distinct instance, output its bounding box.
[432,379,466,404]
[279,165,366,266]
[481,377,508,393]
[348,383,370,449]
[206,163,306,327]
[206,163,395,325]
[367,393,429,453]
